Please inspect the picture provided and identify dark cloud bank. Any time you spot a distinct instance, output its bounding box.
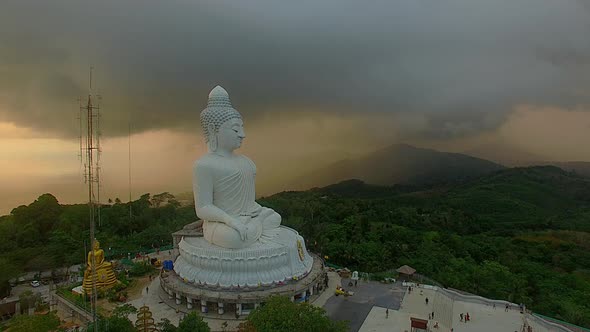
[1,0,589,139]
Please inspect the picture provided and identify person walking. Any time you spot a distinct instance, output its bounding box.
[146,286,149,294]
[460,313,463,322]
[386,308,389,318]
[425,297,429,305]
[431,311,434,319]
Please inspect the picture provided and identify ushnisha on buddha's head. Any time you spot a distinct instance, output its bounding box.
[200,86,246,154]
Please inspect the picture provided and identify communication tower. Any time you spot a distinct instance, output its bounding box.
[78,67,102,330]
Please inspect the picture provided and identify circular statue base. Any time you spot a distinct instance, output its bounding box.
[159,252,326,317]
[174,226,313,289]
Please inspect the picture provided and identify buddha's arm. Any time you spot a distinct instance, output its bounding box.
[96,250,105,265]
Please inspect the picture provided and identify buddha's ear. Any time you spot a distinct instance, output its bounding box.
[207,123,216,138]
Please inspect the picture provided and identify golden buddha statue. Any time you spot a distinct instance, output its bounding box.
[82,239,117,294]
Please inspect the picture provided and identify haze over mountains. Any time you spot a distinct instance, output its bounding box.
[285,143,590,192]
[289,144,505,190]
[464,142,590,177]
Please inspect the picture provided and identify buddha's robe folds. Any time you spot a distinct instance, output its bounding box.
[194,154,281,249]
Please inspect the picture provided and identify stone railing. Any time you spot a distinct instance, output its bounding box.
[528,313,585,332]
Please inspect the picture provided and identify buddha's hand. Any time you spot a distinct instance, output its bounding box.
[229,219,248,241]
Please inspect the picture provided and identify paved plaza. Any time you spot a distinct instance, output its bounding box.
[123,265,560,332]
[324,278,406,332]
[359,286,556,332]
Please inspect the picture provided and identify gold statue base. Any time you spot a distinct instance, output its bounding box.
[82,267,118,294]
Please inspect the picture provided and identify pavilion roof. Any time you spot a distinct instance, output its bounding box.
[396,265,416,275]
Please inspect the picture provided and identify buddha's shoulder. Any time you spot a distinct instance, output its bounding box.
[194,153,255,170]
[194,154,220,170]
[194,154,254,167]
[237,154,255,164]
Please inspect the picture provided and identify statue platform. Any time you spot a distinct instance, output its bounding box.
[160,251,326,316]
[174,226,313,289]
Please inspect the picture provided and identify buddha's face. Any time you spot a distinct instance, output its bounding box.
[93,240,100,250]
[216,118,245,152]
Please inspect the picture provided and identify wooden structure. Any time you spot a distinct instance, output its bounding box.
[396,265,416,280]
[410,317,428,332]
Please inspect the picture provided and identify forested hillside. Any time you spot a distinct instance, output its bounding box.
[261,166,590,327]
[0,193,196,297]
[0,166,589,327]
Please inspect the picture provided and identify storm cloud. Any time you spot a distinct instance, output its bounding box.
[1,0,589,139]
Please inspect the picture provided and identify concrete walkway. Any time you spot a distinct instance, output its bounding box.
[127,277,244,331]
[311,271,340,307]
[359,286,555,332]
[324,279,405,332]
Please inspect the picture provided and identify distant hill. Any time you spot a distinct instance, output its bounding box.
[296,165,590,231]
[289,144,504,190]
[463,142,590,177]
[525,161,590,178]
[463,142,549,166]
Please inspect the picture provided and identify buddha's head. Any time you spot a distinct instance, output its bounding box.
[93,239,100,250]
[200,86,245,153]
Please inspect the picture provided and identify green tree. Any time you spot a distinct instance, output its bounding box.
[12,193,62,236]
[6,311,60,332]
[0,258,19,297]
[157,318,178,332]
[112,303,137,317]
[177,311,210,332]
[246,296,347,332]
[47,230,79,267]
[19,290,41,312]
[87,315,136,332]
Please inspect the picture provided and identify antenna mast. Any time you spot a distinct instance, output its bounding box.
[129,122,132,218]
[79,66,101,331]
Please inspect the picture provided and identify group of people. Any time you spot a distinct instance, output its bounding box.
[459,312,471,322]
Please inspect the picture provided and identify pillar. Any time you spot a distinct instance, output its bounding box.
[254,303,260,309]
[167,289,174,300]
[186,297,193,310]
[237,303,242,316]
[218,302,224,315]
[309,286,314,296]
[201,299,207,313]
[175,293,182,305]
[290,296,295,302]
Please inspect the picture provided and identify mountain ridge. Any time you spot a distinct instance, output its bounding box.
[289,143,505,190]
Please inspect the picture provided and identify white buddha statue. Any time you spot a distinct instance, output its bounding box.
[195,86,281,249]
[173,85,313,288]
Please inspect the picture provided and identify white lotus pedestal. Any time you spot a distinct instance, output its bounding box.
[160,226,326,319]
[174,226,313,289]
